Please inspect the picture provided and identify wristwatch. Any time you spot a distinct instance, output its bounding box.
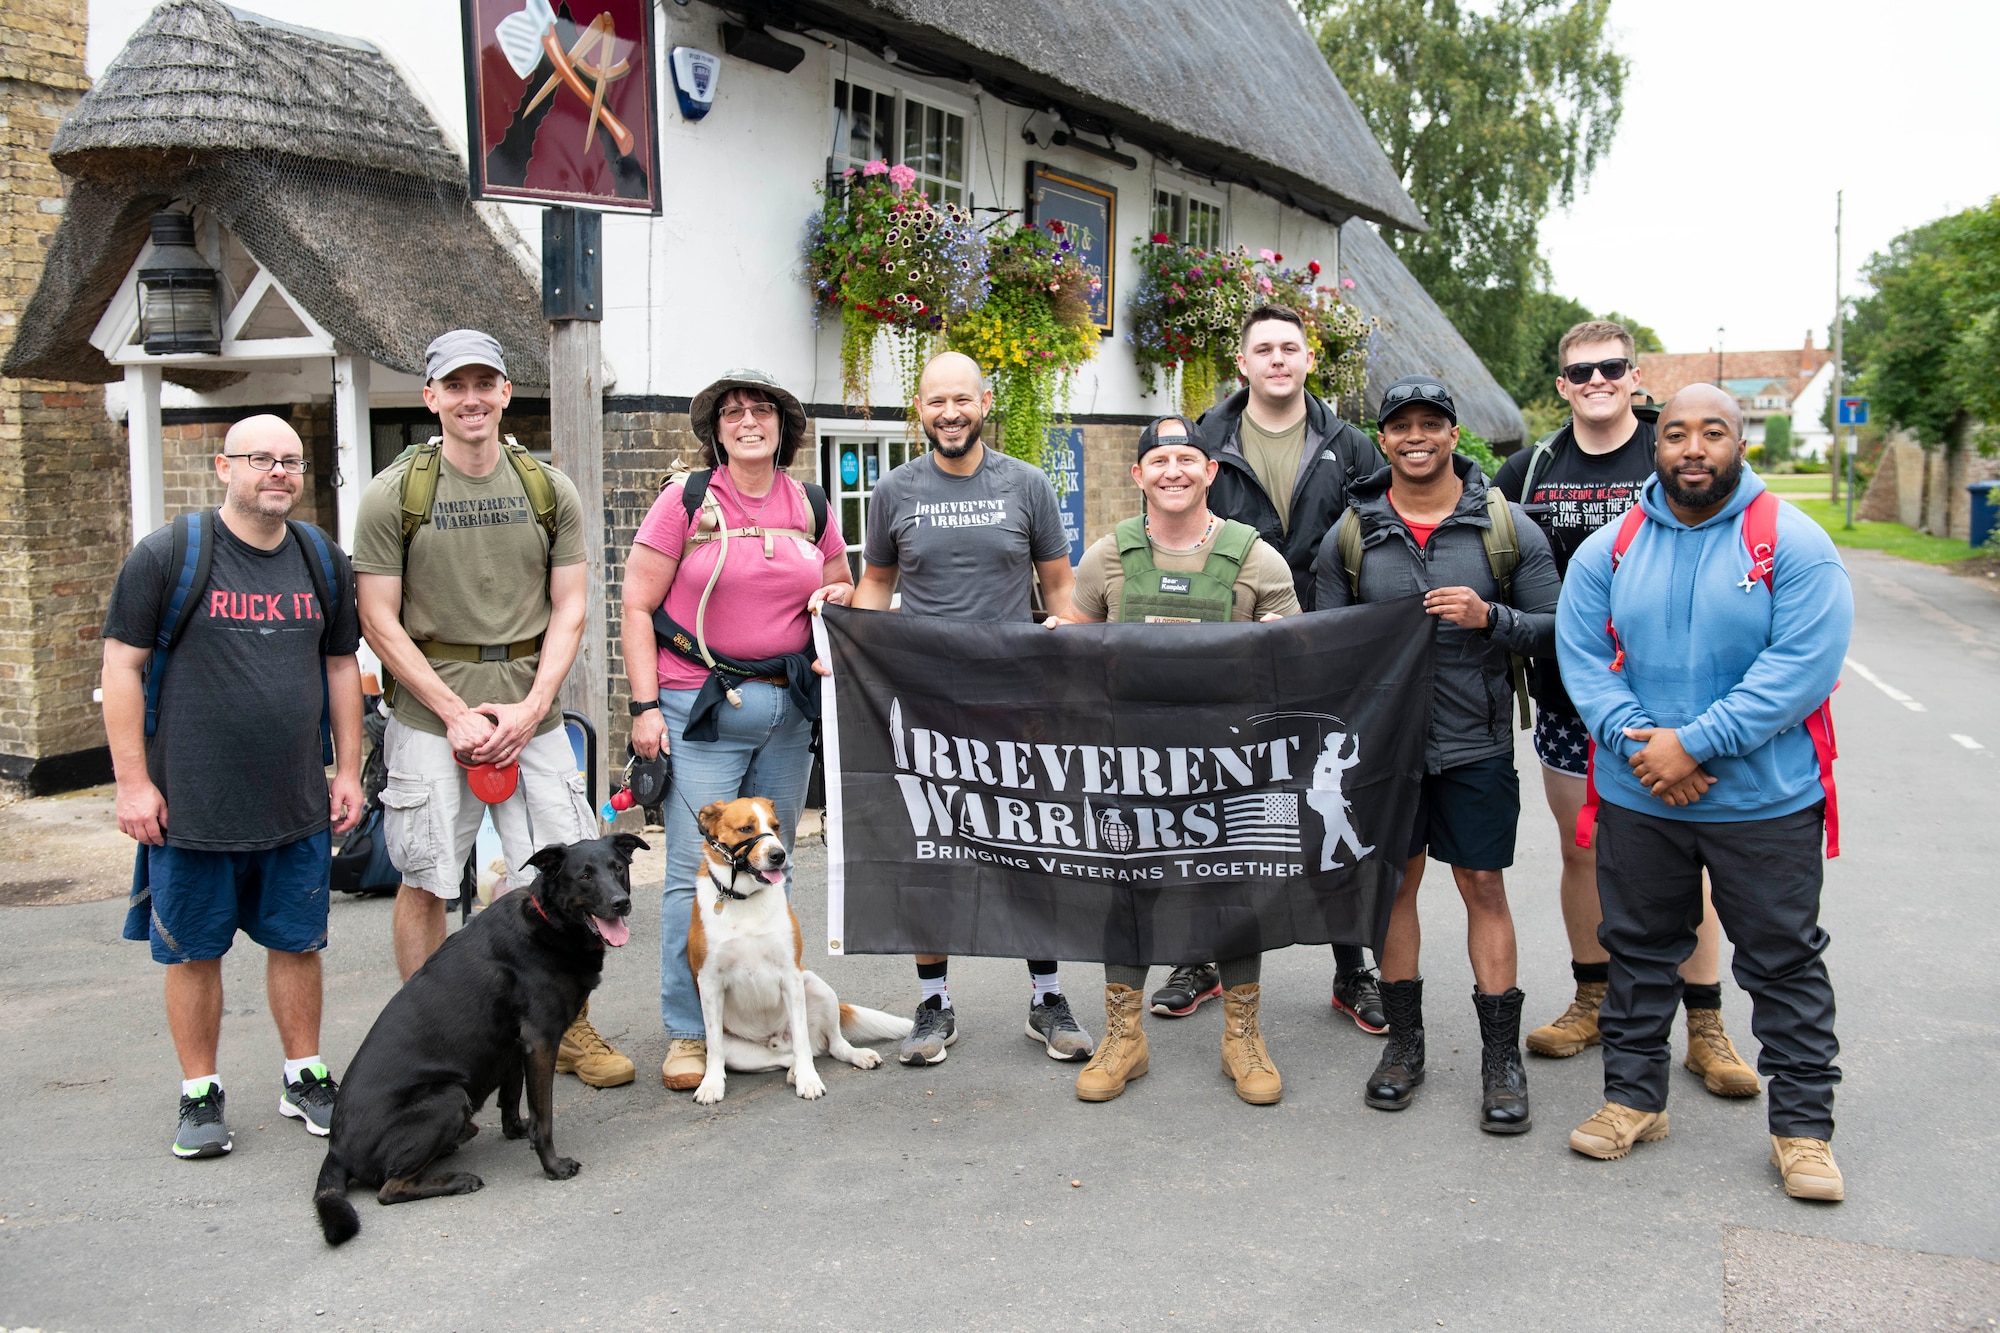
[628,699,661,717]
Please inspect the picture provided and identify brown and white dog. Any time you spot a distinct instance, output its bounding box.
[688,796,911,1103]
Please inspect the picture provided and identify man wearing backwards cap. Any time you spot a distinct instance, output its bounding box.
[1048,415,1297,1105]
[1313,374,1561,1135]
[353,329,633,1088]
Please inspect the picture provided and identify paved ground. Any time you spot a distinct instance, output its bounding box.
[2,548,1996,1332]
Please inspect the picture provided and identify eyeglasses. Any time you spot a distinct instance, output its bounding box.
[223,453,310,474]
[1382,381,1452,407]
[718,402,778,424]
[1561,358,1634,385]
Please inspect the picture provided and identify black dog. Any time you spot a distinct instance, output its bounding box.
[313,834,644,1245]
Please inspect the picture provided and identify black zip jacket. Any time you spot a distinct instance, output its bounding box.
[1199,388,1384,610]
[1313,455,1561,773]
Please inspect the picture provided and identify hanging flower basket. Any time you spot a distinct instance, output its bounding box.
[945,218,1101,470]
[805,160,987,412]
[1126,237,1375,417]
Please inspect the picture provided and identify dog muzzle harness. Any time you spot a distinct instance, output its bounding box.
[702,829,783,901]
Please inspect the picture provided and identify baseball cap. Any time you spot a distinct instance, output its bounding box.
[1376,374,1456,430]
[1135,415,1208,463]
[425,329,508,383]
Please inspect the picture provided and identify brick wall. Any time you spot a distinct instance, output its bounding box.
[0,0,129,795]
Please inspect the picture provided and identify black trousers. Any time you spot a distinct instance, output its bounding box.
[1595,800,1840,1138]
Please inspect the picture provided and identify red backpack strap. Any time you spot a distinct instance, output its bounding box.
[1575,739,1602,849]
[1739,489,1779,592]
[1806,684,1840,858]
[1603,507,1648,673]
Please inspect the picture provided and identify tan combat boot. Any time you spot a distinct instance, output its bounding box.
[1569,1101,1669,1160]
[1771,1135,1844,1201]
[1526,980,1606,1058]
[1220,983,1282,1105]
[660,1038,707,1091]
[556,1001,634,1088]
[1075,985,1148,1102]
[1684,1007,1761,1097]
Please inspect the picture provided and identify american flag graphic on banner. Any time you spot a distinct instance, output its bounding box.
[1222,793,1301,852]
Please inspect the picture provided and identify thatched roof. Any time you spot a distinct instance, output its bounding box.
[737,0,1425,232]
[1340,219,1525,446]
[3,0,545,387]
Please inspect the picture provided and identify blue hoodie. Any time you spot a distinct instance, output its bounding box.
[1556,469,1853,823]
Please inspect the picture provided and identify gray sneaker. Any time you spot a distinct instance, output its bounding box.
[898,999,959,1065]
[1025,993,1095,1061]
[280,1064,338,1136]
[173,1084,232,1159]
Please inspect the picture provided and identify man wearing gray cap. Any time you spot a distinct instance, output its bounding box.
[353,330,632,1088]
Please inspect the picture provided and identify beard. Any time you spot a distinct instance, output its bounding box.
[227,484,297,522]
[1658,452,1743,510]
[923,412,984,458]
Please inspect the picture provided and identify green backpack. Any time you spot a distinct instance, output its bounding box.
[1114,516,1258,623]
[395,434,559,559]
[1333,488,1532,729]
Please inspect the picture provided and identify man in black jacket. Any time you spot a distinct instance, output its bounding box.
[1314,374,1562,1135]
[1167,304,1388,1032]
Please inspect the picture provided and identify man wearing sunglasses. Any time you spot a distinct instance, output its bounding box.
[1182,304,1390,1033]
[102,414,365,1159]
[1493,322,1757,1099]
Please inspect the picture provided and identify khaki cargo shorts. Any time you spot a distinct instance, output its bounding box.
[379,717,598,898]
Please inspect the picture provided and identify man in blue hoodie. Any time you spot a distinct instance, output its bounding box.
[1556,384,1852,1201]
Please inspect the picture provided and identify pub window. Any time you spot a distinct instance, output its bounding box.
[833,79,967,205]
[1152,187,1223,249]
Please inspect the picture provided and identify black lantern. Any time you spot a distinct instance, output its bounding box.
[138,210,221,355]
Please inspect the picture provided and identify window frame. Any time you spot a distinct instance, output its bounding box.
[1149,178,1227,250]
[829,62,976,207]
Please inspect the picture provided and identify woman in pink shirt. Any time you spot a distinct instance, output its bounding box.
[619,370,852,1091]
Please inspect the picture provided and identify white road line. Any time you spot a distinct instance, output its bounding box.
[1843,657,1926,711]
[1950,734,1985,751]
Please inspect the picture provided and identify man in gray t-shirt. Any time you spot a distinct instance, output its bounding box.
[852,351,1088,1069]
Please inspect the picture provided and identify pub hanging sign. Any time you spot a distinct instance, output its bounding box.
[461,0,663,214]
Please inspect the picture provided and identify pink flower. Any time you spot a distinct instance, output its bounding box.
[1259,248,1277,263]
[861,159,889,176]
[1257,276,1274,294]
[887,163,917,191]
[1341,277,1356,289]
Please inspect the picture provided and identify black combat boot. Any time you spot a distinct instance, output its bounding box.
[1474,987,1532,1134]
[1364,977,1426,1110]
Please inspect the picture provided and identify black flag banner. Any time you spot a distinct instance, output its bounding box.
[812,598,1436,965]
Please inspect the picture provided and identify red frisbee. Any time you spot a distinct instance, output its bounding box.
[456,754,520,804]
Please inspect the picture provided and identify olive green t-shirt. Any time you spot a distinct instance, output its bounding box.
[1240,411,1308,533]
[1070,523,1299,623]
[351,449,586,737]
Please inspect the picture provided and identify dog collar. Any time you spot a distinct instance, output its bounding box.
[705,859,752,901]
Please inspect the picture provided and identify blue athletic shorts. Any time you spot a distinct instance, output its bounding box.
[1405,754,1520,870]
[1533,707,1593,779]
[123,831,332,964]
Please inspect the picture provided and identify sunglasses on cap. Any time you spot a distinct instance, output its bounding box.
[1383,380,1451,407]
[1561,358,1634,385]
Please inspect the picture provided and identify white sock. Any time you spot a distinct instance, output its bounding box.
[283,1055,326,1083]
[182,1075,220,1098]
[920,974,952,1009]
[1030,971,1063,1004]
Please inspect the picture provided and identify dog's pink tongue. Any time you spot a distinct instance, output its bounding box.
[758,867,786,885]
[594,916,630,947]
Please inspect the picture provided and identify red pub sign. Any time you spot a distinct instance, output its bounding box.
[461,0,662,214]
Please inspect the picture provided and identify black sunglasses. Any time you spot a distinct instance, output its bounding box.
[1561,358,1634,385]
[1383,381,1452,406]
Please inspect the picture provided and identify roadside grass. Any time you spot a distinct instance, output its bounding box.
[1761,472,1846,496]
[1786,495,1988,566]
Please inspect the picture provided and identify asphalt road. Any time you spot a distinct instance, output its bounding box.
[2,550,1996,1333]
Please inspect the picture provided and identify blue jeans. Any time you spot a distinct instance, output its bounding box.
[657,681,815,1040]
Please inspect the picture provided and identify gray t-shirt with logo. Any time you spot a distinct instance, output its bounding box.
[863,447,1069,622]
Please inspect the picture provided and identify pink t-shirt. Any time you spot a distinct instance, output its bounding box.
[633,471,848,691]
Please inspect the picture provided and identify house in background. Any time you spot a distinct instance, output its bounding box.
[1,0,1524,795]
[1637,334,1833,457]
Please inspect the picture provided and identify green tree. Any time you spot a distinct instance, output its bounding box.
[1764,413,1793,464]
[1306,0,1628,382]
[1845,197,2000,451]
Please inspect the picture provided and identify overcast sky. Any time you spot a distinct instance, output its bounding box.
[1539,0,2000,357]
